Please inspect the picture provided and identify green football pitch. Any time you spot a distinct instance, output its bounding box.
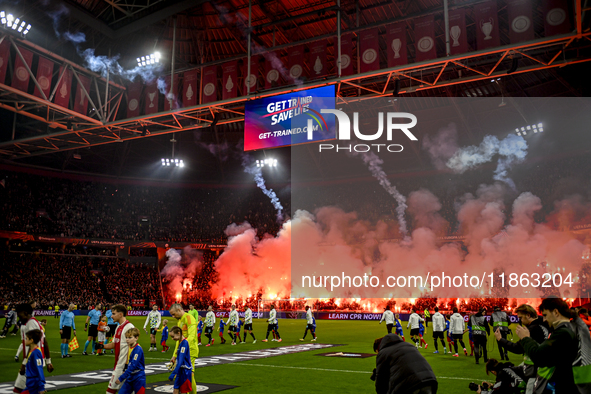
[0,316,520,393]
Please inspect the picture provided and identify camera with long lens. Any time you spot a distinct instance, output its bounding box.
[469,382,491,391]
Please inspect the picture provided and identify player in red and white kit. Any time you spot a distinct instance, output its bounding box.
[12,303,54,394]
[96,304,135,394]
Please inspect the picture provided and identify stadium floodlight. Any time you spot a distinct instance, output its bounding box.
[256,158,277,168]
[515,123,544,137]
[161,158,184,167]
[1,12,30,36]
[137,52,161,67]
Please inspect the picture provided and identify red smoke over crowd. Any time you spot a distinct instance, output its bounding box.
[160,183,590,307]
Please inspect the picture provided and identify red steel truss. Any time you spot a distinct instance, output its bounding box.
[0,30,589,159]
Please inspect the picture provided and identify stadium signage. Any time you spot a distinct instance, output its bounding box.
[244,85,336,151]
[316,110,418,153]
[326,312,382,320]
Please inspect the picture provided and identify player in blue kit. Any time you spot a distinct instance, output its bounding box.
[445,315,455,353]
[21,329,45,394]
[236,319,243,344]
[116,328,146,394]
[197,317,203,346]
[168,326,193,394]
[218,319,227,344]
[418,321,428,348]
[160,320,169,352]
[465,325,475,357]
[394,313,405,341]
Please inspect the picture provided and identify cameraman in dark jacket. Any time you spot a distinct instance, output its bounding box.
[494,303,548,391]
[477,359,526,394]
[371,334,438,394]
[516,298,578,393]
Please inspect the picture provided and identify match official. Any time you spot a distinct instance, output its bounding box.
[59,304,76,358]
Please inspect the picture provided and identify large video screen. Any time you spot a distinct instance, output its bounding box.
[244,85,336,151]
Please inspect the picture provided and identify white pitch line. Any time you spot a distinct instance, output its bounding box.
[230,363,482,380]
[0,347,168,361]
[0,347,484,381]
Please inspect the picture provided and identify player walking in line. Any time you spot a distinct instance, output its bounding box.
[418,320,428,349]
[169,303,198,394]
[12,303,53,394]
[262,305,281,343]
[168,326,193,394]
[379,306,395,334]
[445,315,454,353]
[226,305,239,345]
[22,329,46,394]
[97,316,109,356]
[197,317,203,346]
[160,320,169,352]
[204,306,216,346]
[272,320,280,341]
[407,309,425,348]
[115,328,146,394]
[394,314,405,341]
[217,318,227,344]
[97,304,135,394]
[187,305,199,322]
[143,305,162,352]
[300,306,317,341]
[83,304,102,355]
[242,306,256,344]
[450,307,468,357]
[431,307,446,354]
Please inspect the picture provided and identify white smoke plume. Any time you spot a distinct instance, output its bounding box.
[161,247,203,298]
[242,156,284,223]
[44,3,162,83]
[493,134,528,189]
[359,151,408,235]
[447,135,501,173]
[445,134,528,190]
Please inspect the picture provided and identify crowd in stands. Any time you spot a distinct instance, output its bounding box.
[9,241,118,256]
[0,250,162,309]
[0,172,289,242]
[0,150,590,243]
[100,259,161,304]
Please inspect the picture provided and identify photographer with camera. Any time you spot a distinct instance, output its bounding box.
[493,304,548,393]
[516,298,578,393]
[468,358,525,394]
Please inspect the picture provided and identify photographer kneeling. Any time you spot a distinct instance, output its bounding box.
[470,359,525,394]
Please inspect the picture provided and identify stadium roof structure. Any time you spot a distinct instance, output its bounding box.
[0,0,589,184]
